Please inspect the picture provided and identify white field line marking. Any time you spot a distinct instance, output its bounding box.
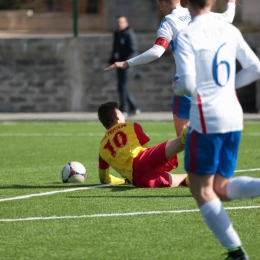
[0,184,110,202]
[0,132,259,137]
[0,133,104,137]
[1,205,260,222]
[1,133,260,138]
[0,168,259,204]
[0,133,169,137]
[235,168,260,173]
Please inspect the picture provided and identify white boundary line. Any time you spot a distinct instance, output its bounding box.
[0,168,259,204]
[235,168,260,172]
[1,206,260,222]
[0,132,259,137]
[0,168,260,222]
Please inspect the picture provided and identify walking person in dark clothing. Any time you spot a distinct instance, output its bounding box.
[108,16,141,116]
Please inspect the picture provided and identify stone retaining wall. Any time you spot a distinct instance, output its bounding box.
[0,33,259,113]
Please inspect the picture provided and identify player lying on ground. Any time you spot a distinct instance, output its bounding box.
[98,102,189,188]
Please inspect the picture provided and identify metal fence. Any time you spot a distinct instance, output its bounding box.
[0,0,259,35]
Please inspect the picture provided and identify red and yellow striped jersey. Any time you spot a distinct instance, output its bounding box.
[98,122,150,184]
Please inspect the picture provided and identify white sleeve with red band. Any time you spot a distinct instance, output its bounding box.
[155,37,169,49]
[127,38,169,67]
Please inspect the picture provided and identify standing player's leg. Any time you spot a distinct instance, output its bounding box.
[117,69,127,112]
[171,95,191,136]
[188,173,245,259]
[173,114,190,136]
[213,131,260,201]
[124,68,139,114]
[185,130,248,259]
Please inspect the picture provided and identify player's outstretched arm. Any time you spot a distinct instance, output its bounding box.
[99,154,125,184]
[104,37,168,71]
[104,61,129,71]
[104,44,167,71]
[212,0,236,23]
[99,168,125,185]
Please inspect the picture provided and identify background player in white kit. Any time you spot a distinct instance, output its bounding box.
[173,0,260,259]
[105,0,236,137]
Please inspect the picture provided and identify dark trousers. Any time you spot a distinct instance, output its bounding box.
[117,68,138,112]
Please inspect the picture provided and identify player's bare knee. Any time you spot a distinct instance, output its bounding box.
[213,185,230,201]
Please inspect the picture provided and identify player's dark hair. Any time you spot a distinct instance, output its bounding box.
[189,0,209,8]
[157,0,172,3]
[98,102,118,129]
[116,15,126,19]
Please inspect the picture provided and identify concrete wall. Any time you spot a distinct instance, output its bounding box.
[0,33,259,113]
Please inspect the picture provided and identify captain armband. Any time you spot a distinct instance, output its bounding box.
[155,37,169,49]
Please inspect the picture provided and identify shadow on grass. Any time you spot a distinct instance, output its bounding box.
[67,185,192,198]
[67,194,192,198]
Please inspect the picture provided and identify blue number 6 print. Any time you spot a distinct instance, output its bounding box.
[212,43,230,87]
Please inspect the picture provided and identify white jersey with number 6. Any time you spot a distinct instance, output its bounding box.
[174,13,260,134]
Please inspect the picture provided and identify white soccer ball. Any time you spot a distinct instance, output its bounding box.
[61,161,87,183]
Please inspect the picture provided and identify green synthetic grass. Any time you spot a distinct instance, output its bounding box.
[0,121,260,260]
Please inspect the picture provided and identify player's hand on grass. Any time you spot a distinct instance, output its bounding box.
[104,61,129,71]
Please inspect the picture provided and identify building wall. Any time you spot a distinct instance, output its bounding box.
[35,0,102,14]
[241,0,260,24]
[0,0,259,33]
[0,0,160,33]
[103,0,158,32]
[0,11,104,33]
[0,34,259,113]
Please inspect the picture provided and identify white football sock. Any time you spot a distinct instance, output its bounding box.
[227,176,260,200]
[200,198,241,250]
